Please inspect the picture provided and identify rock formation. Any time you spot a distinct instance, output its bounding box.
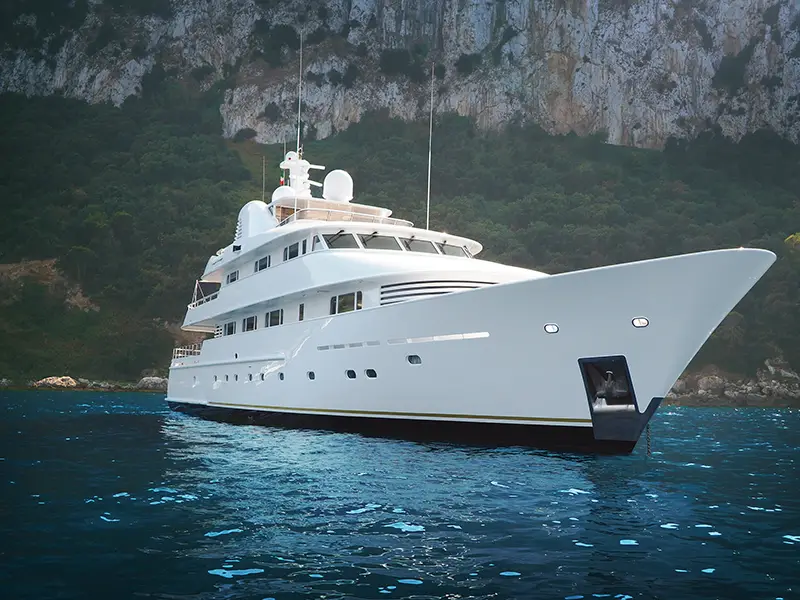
[1,0,798,149]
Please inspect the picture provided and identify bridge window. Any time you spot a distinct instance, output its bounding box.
[400,238,438,254]
[312,235,323,251]
[266,308,284,327]
[324,232,359,249]
[225,270,239,284]
[359,234,402,250]
[255,256,271,272]
[242,316,257,332]
[302,239,307,254]
[223,321,236,336]
[330,291,363,315]
[436,242,468,257]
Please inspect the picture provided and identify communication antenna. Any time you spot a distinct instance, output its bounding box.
[426,61,435,230]
[296,30,303,155]
[261,155,266,202]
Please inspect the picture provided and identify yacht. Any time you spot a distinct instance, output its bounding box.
[166,149,776,453]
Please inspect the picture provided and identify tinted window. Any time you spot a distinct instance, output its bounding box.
[255,256,270,272]
[287,242,299,260]
[267,309,283,327]
[324,233,360,249]
[242,316,257,332]
[401,238,437,253]
[338,292,356,313]
[359,234,402,250]
[298,303,304,321]
[223,322,236,336]
[226,270,239,284]
[436,242,467,257]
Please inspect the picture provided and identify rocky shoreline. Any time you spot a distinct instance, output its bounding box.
[0,375,167,392]
[1,359,798,406]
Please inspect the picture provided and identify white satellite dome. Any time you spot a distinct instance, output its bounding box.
[271,186,297,203]
[322,169,353,203]
[237,200,277,239]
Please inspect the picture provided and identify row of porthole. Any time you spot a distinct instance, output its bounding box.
[205,355,422,384]
[543,318,649,334]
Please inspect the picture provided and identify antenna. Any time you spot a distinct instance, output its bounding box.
[426,61,435,230]
[296,30,303,154]
[261,155,266,202]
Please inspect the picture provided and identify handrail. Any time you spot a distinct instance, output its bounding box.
[188,291,219,309]
[278,208,413,228]
[173,344,202,359]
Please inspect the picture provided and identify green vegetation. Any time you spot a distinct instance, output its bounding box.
[0,81,798,380]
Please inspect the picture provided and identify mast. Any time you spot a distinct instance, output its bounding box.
[426,61,435,230]
[296,30,303,155]
[261,155,266,202]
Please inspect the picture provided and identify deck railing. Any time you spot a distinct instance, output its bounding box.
[279,208,413,228]
[187,291,219,309]
[172,344,202,359]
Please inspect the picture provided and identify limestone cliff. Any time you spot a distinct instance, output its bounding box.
[1,0,798,148]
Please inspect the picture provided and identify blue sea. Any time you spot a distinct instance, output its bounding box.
[1,391,797,600]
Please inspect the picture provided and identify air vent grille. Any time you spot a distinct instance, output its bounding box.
[380,280,495,305]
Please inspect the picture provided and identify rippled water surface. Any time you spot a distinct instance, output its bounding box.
[1,391,798,599]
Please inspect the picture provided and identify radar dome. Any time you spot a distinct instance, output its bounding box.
[271,186,297,203]
[237,200,277,239]
[323,169,353,203]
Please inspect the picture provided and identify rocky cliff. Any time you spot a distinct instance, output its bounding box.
[2,0,798,149]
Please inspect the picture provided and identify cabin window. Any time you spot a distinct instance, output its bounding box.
[226,270,239,284]
[359,234,402,251]
[267,308,284,327]
[312,235,323,251]
[283,242,299,261]
[242,316,257,332]
[307,371,315,380]
[255,256,271,272]
[298,303,305,321]
[400,238,438,254]
[223,321,236,336]
[436,242,468,257]
[407,355,422,365]
[365,369,377,379]
[345,369,356,379]
[330,291,363,315]
[324,232,359,249]
[302,239,307,254]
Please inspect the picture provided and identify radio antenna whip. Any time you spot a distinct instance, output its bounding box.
[426,61,434,230]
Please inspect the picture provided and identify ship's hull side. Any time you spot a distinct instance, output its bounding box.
[166,248,775,453]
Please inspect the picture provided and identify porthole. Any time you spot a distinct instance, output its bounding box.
[279,373,284,381]
[248,373,253,381]
[234,374,238,382]
[225,374,229,382]
[544,323,559,334]
[632,317,649,328]
[235,353,238,358]
[260,373,265,381]
[308,371,316,380]
[365,369,377,379]
[346,369,356,379]
[214,375,217,382]
[407,355,422,365]
[193,375,197,383]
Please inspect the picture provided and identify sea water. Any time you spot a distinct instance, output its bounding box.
[1,391,797,599]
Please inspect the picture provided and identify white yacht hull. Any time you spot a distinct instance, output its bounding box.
[166,248,775,453]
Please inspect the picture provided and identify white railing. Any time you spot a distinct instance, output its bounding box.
[279,208,413,228]
[188,291,219,309]
[172,344,202,359]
